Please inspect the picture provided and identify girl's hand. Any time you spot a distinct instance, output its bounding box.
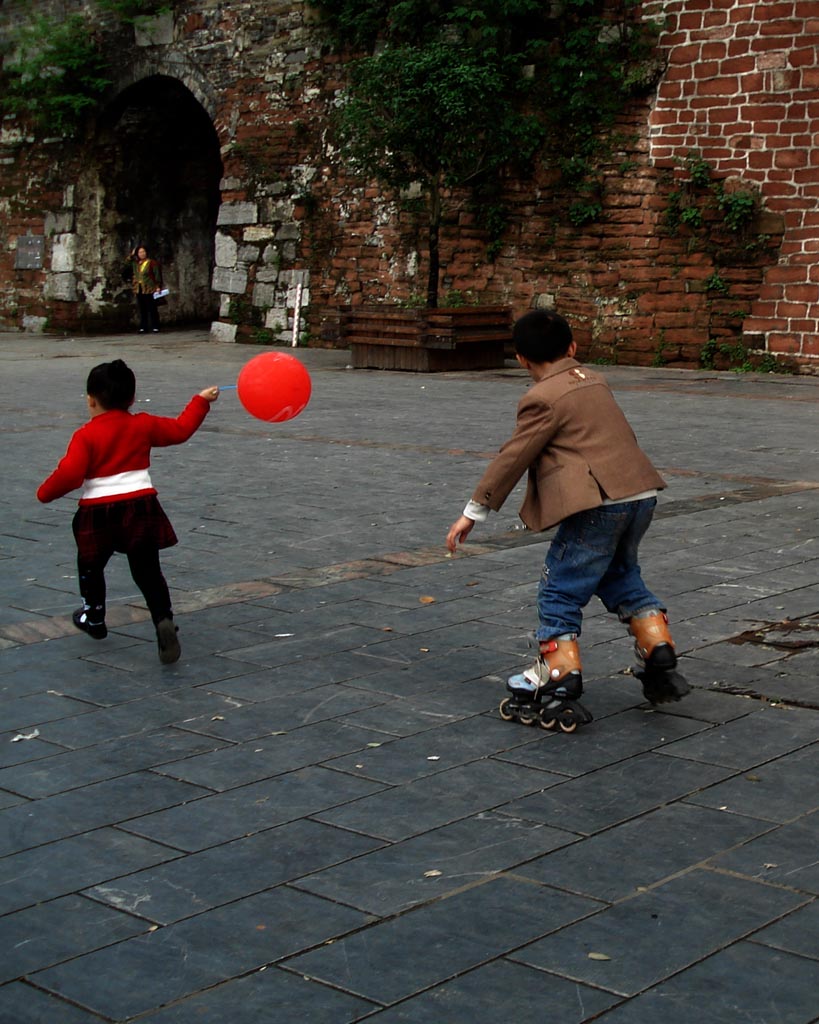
[199,386,220,402]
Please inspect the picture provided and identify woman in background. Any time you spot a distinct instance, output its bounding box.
[128,244,163,333]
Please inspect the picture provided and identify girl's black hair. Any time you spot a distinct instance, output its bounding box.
[86,359,136,410]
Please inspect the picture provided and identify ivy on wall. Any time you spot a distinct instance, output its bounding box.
[1,14,111,137]
[313,0,662,305]
[0,0,171,137]
[664,151,763,254]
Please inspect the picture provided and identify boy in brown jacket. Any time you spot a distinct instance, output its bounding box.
[446,310,688,732]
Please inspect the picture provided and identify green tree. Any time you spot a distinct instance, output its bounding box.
[1,14,111,137]
[1,1,170,138]
[336,39,541,306]
[316,0,657,306]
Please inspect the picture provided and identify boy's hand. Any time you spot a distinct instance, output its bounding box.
[446,515,475,553]
[199,386,220,403]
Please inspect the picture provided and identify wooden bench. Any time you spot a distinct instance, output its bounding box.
[343,305,511,371]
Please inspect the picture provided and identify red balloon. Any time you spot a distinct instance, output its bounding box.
[236,352,312,422]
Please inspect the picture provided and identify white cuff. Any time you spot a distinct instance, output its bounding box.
[463,500,490,522]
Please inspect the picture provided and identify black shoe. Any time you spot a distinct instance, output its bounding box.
[634,644,689,704]
[636,668,690,704]
[156,618,181,664]
[72,608,107,640]
[152,329,159,333]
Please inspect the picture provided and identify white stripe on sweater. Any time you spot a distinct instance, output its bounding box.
[80,469,153,500]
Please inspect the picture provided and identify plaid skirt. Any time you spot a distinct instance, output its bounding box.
[72,495,178,563]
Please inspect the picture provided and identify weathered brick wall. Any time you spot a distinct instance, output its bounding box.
[642,0,819,367]
[0,1,817,370]
[307,95,785,370]
[0,1,323,339]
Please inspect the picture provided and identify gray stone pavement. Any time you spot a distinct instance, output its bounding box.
[0,328,817,1023]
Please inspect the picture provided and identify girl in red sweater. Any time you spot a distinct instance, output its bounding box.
[38,359,219,663]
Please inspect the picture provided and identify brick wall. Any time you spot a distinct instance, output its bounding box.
[308,94,786,370]
[0,1,817,371]
[643,0,819,366]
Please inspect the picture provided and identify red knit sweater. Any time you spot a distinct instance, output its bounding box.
[37,396,210,505]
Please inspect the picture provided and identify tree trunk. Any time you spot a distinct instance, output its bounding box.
[426,176,442,308]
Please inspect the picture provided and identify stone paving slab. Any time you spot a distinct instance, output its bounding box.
[709,810,819,895]
[0,728,229,799]
[0,829,183,916]
[33,888,372,1020]
[349,959,620,1024]
[751,899,819,959]
[510,869,807,996]
[85,818,384,925]
[284,876,603,1005]
[0,895,150,985]
[137,967,378,1024]
[516,802,775,903]
[152,719,389,790]
[0,771,208,857]
[292,811,579,917]
[122,766,387,852]
[498,752,735,835]
[0,331,817,1022]
[583,942,819,1024]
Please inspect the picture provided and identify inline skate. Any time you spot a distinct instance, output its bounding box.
[499,636,593,734]
[629,610,690,704]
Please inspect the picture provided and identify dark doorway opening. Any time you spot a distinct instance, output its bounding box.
[94,75,222,328]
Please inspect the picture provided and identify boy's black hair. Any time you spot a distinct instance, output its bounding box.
[513,310,574,363]
[86,359,136,411]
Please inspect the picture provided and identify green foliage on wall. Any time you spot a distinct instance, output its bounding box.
[664,151,760,240]
[0,1,171,137]
[1,14,112,137]
[313,0,659,305]
[699,338,794,374]
[716,187,757,233]
[332,36,541,305]
[533,1,662,181]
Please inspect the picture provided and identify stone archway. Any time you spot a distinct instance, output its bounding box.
[84,74,222,329]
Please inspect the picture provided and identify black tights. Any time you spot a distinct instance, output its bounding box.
[78,544,172,625]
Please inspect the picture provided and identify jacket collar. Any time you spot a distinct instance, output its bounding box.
[533,356,581,383]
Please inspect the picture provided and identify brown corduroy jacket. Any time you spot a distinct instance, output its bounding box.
[471,357,666,532]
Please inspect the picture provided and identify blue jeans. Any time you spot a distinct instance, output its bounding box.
[536,498,663,641]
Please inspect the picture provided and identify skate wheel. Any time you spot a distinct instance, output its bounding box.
[540,716,557,731]
[518,709,538,726]
[499,697,515,722]
[558,718,578,734]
